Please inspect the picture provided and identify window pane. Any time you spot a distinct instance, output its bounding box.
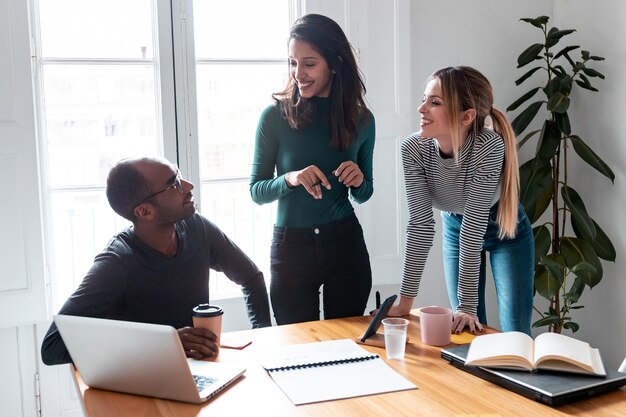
[200,181,275,295]
[193,0,289,59]
[196,64,287,179]
[49,190,130,311]
[37,0,163,312]
[43,64,159,187]
[38,0,154,59]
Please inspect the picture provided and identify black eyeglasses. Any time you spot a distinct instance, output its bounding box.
[135,170,184,207]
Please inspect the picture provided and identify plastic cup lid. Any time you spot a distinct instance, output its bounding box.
[192,303,223,317]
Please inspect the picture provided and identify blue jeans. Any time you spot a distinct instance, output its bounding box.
[269,214,372,325]
[441,203,534,334]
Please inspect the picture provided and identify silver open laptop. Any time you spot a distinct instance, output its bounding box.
[54,314,245,404]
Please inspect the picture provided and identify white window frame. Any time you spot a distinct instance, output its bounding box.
[171,0,302,298]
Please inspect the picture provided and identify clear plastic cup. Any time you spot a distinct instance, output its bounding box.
[382,318,409,360]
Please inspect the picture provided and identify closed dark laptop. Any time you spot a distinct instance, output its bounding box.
[441,344,626,406]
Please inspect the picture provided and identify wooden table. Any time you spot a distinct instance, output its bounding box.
[73,310,626,417]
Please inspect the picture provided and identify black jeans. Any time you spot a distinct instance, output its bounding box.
[270,214,372,325]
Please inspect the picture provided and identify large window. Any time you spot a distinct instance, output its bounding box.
[192,0,291,296]
[34,0,294,310]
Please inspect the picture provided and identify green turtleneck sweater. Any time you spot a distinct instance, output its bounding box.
[250,98,375,228]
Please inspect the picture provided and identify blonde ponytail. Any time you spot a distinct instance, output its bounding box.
[491,107,519,239]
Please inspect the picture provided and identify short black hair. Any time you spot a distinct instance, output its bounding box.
[106,159,150,222]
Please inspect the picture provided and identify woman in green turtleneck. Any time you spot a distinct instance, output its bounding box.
[250,14,375,325]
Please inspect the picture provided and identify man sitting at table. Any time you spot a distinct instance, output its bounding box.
[41,156,272,365]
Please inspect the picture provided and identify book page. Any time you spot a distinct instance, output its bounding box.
[534,332,603,374]
[465,332,534,370]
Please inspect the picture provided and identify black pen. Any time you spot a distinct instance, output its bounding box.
[376,291,381,309]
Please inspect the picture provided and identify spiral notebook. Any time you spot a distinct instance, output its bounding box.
[253,339,416,405]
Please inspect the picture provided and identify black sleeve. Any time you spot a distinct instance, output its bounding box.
[239,271,272,328]
[202,217,272,328]
[41,321,72,365]
[40,253,126,365]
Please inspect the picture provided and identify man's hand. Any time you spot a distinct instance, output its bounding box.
[177,326,218,359]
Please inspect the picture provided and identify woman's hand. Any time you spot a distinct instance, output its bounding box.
[334,161,364,188]
[285,165,331,199]
[379,295,414,317]
[452,311,484,334]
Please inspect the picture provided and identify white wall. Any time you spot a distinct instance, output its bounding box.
[552,0,626,369]
[409,0,626,369]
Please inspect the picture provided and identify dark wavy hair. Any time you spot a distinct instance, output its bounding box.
[106,159,150,222]
[273,14,369,150]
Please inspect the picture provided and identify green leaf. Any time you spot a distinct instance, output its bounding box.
[517,129,541,149]
[570,261,597,275]
[539,254,566,282]
[547,29,576,43]
[535,254,566,299]
[518,44,544,68]
[558,75,573,95]
[533,183,553,223]
[561,186,596,238]
[572,217,616,261]
[577,73,599,92]
[544,77,560,98]
[515,67,542,86]
[519,160,552,221]
[582,67,605,79]
[533,315,561,328]
[534,266,562,300]
[554,45,580,60]
[564,53,576,68]
[511,101,544,136]
[564,275,585,304]
[507,87,541,112]
[552,65,567,78]
[521,16,549,28]
[533,225,552,263]
[535,266,561,300]
[545,27,560,48]
[556,112,571,135]
[575,79,599,92]
[563,322,580,332]
[547,92,570,113]
[560,237,603,288]
[569,135,615,182]
[534,120,561,168]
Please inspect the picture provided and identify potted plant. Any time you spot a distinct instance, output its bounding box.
[507,15,615,333]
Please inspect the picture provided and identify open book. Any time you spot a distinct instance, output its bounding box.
[465,332,606,376]
[254,339,415,405]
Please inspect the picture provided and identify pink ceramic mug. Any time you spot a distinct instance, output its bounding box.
[419,306,453,346]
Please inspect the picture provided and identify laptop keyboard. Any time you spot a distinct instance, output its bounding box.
[193,374,218,392]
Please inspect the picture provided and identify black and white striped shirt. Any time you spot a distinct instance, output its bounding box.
[400,128,504,315]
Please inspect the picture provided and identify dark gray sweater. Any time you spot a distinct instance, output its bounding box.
[41,212,271,365]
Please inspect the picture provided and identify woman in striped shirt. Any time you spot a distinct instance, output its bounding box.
[389,66,534,335]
